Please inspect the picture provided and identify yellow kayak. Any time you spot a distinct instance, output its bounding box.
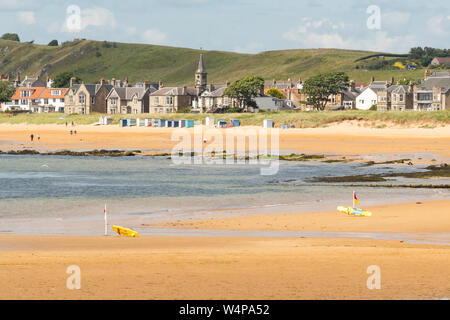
[112,225,139,237]
[337,206,372,217]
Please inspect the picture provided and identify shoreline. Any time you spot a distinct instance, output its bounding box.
[1,123,450,161]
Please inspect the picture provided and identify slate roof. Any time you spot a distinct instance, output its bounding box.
[417,75,450,93]
[150,87,198,96]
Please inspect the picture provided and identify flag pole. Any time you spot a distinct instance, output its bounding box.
[104,203,107,236]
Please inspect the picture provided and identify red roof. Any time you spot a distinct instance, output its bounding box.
[40,88,68,99]
[11,87,46,100]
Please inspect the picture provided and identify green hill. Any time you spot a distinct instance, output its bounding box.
[0,39,426,86]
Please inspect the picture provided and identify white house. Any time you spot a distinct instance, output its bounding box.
[355,82,388,110]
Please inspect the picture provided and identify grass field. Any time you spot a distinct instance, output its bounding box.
[0,39,429,86]
[1,110,449,128]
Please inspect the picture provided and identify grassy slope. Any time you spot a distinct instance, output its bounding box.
[1,110,449,127]
[0,39,426,86]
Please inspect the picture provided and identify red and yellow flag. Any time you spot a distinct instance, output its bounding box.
[353,192,360,205]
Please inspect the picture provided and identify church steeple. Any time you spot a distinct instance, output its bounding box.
[195,54,207,90]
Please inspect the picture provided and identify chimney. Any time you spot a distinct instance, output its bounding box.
[111,78,116,86]
[69,77,76,88]
[424,69,431,80]
[226,80,230,87]
[391,76,395,85]
[371,76,375,84]
[100,78,105,85]
[159,81,163,89]
[182,86,187,95]
[409,80,414,92]
[208,84,213,92]
[350,80,355,91]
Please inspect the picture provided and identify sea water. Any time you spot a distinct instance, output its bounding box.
[0,154,449,235]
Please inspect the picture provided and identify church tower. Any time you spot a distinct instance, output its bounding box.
[195,54,207,90]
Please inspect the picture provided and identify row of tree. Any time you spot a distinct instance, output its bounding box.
[1,33,59,46]
[408,47,450,66]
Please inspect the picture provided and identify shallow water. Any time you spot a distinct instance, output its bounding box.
[0,154,449,236]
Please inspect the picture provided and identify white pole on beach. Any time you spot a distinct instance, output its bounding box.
[104,203,107,236]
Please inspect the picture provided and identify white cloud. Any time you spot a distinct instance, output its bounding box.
[17,11,35,25]
[382,12,411,29]
[427,15,450,36]
[62,7,116,32]
[141,29,168,45]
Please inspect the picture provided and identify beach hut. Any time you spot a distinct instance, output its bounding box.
[263,119,274,128]
[230,119,240,127]
[158,119,167,127]
[186,120,195,128]
[119,119,128,127]
[129,119,136,127]
[217,120,227,128]
[173,120,180,128]
[151,119,159,127]
[180,119,186,128]
[205,117,215,127]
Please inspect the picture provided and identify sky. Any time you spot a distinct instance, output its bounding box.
[0,0,449,54]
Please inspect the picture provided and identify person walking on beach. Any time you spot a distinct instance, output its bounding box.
[37,135,40,142]
[30,134,34,142]
[70,130,73,135]
[74,130,77,135]
[72,121,74,126]
[65,121,68,127]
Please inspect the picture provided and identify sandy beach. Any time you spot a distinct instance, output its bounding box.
[0,123,449,300]
[0,235,448,300]
[0,200,448,300]
[1,123,450,159]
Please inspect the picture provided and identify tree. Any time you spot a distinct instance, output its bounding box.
[224,75,264,111]
[52,71,81,88]
[1,33,20,42]
[0,81,16,104]
[48,40,59,46]
[302,72,349,111]
[266,88,284,99]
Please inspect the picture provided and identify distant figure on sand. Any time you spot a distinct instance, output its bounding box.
[30,134,34,142]
[37,135,40,142]
[72,121,74,126]
[65,121,68,127]
[74,130,77,135]
[70,130,73,135]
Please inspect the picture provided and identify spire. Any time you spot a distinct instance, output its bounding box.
[197,54,206,73]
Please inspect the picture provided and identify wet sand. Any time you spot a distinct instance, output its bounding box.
[1,123,450,159]
[159,200,450,234]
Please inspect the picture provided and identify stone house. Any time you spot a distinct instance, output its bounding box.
[106,87,154,114]
[413,71,450,111]
[149,86,198,113]
[64,78,113,114]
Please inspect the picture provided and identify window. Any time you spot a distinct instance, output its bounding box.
[166,96,173,105]
[399,94,403,102]
[155,97,159,104]
[69,96,73,104]
[21,90,31,98]
[79,94,86,104]
[91,97,95,104]
[111,98,117,106]
[21,99,27,104]
[44,99,49,105]
[51,90,61,96]
[60,99,64,103]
